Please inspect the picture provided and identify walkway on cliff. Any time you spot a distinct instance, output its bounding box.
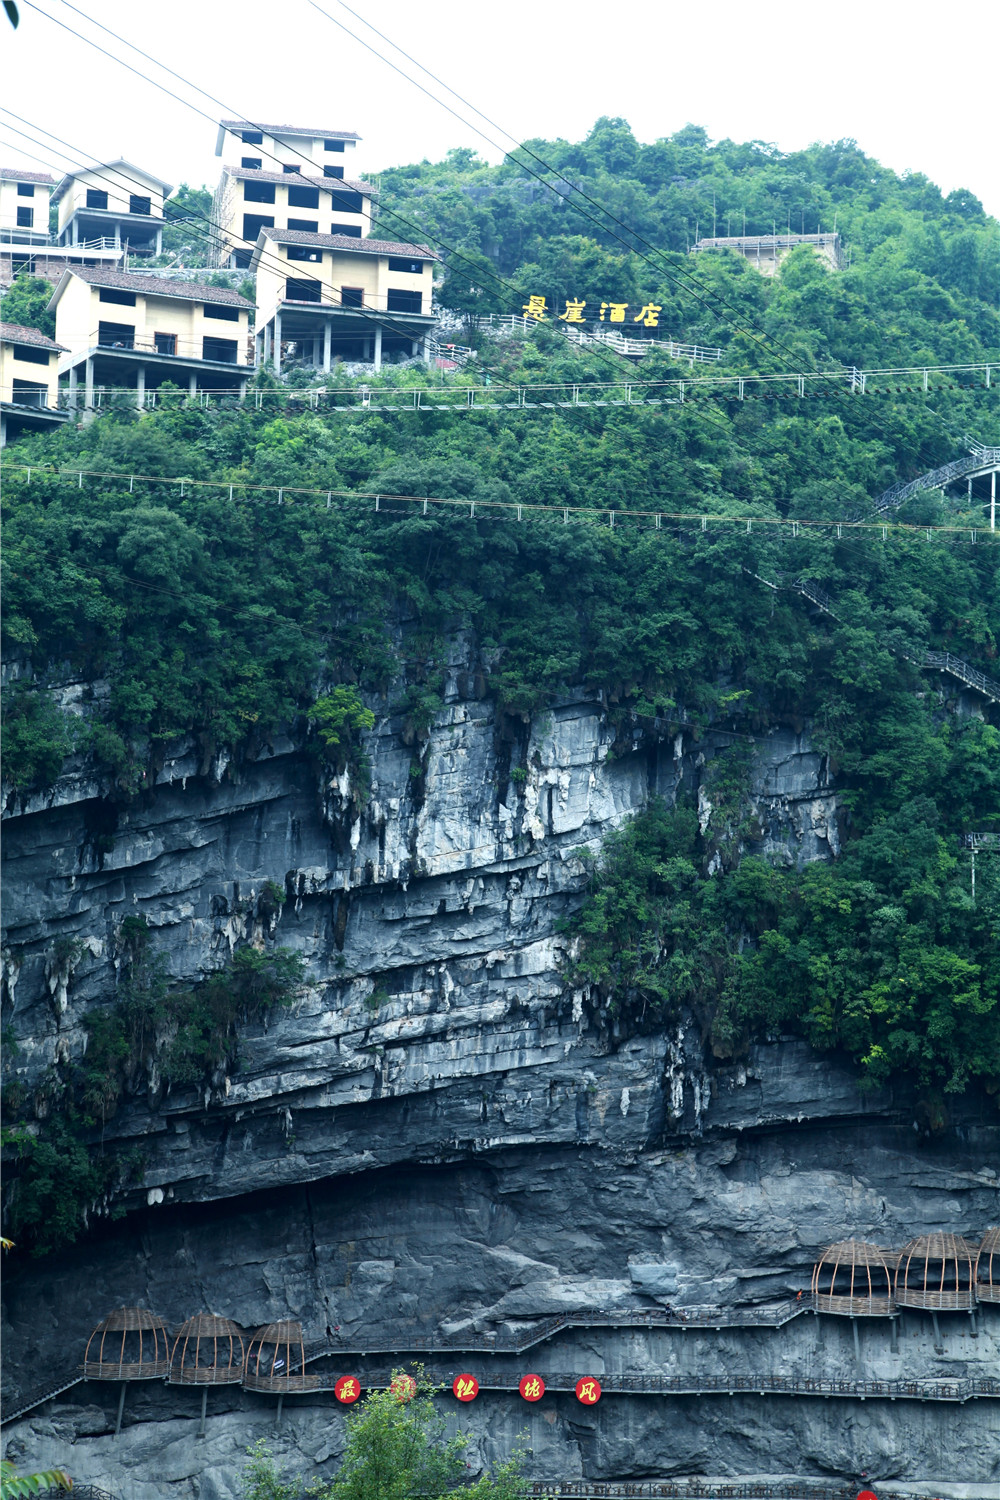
[751,572,1000,705]
[6,1299,998,1426]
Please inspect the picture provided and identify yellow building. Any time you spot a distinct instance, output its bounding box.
[211,166,375,269]
[0,321,69,445]
[1,167,55,245]
[48,267,254,408]
[250,228,438,372]
[52,161,173,256]
[215,120,361,176]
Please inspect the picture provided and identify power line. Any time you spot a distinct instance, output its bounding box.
[13,1,762,403]
[307,0,858,384]
[0,110,451,354]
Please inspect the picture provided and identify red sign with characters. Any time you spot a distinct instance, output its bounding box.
[519,1373,545,1402]
[390,1373,417,1402]
[453,1374,479,1401]
[575,1376,602,1404]
[334,1375,361,1404]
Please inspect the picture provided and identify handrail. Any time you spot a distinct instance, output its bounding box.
[861,447,1000,521]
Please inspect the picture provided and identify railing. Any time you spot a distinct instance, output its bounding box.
[777,577,1000,704]
[861,447,1000,520]
[530,1484,924,1500]
[302,1302,810,1364]
[84,330,247,366]
[460,313,723,364]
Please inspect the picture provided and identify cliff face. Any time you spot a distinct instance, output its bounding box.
[2,652,998,1496]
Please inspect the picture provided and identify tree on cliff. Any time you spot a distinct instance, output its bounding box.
[239,1372,527,1500]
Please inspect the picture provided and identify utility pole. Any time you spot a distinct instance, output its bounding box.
[992,467,996,531]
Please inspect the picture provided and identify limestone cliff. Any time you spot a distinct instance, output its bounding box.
[2,651,997,1497]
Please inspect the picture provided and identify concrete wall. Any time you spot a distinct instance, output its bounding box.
[0,339,60,406]
[54,276,249,365]
[0,179,52,237]
[57,166,166,237]
[256,239,432,322]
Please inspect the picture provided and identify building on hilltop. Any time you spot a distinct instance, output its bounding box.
[52,160,173,257]
[1,166,125,287]
[48,266,253,409]
[690,231,843,276]
[210,166,375,269]
[215,120,361,177]
[0,321,69,445]
[1,168,56,245]
[250,228,438,372]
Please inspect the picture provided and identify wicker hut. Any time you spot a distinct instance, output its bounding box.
[811,1240,895,1316]
[169,1314,245,1385]
[243,1321,319,1393]
[894,1233,978,1311]
[975,1227,1000,1304]
[82,1308,171,1380]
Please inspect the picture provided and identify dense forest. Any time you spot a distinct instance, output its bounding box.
[2,122,999,1197]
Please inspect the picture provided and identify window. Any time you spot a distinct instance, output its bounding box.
[241,157,263,170]
[387,288,423,314]
[204,303,240,322]
[98,320,135,348]
[387,257,424,274]
[330,222,362,238]
[324,139,345,152]
[287,218,318,232]
[244,181,276,204]
[287,184,319,210]
[323,165,344,180]
[285,276,321,302]
[86,189,109,210]
[12,379,48,407]
[243,213,274,241]
[17,183,34,197]
[329,190,363,215]
[241,130,264,144]
[339,286,364,308]
[203,335,239,363]
[16,207,33,229]
[154,332,177,355]
[286,245,322,262]
[12,344,49,366]
[282,165,301,174]
[99,287,137,306]
[129,195,151,216]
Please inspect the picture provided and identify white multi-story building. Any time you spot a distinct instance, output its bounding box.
[211,166,375,269]
[52,161,173,257]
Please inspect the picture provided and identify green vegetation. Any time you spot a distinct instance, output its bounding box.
[240,1372,526,1500]
[3,924,304,1255]
[1,124,998,1134]
[1,1460,72,1499]
[0,273,56,337]
[568,794,1000,1101]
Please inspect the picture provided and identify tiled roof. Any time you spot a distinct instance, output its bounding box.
[1,322,66,351]
[225,166,376,193]
[0,168,56,184]
[220,121,360,141]
[260,228,439,260]
[62,266,253,307]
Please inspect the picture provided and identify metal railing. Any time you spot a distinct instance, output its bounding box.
[860,447,1000,521]
[772,577,1000,705]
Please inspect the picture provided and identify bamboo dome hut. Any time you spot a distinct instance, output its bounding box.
[811,1239,896,1316]
[243,1321,319,1393]
[82,1308,171,1380]
[894,1233,978,1311]
[169,1314,246,1385]
[975,1227,1000,1304]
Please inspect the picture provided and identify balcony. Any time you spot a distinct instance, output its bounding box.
[88,330,244,366]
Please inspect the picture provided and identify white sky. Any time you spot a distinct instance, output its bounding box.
[3,0,998,217]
